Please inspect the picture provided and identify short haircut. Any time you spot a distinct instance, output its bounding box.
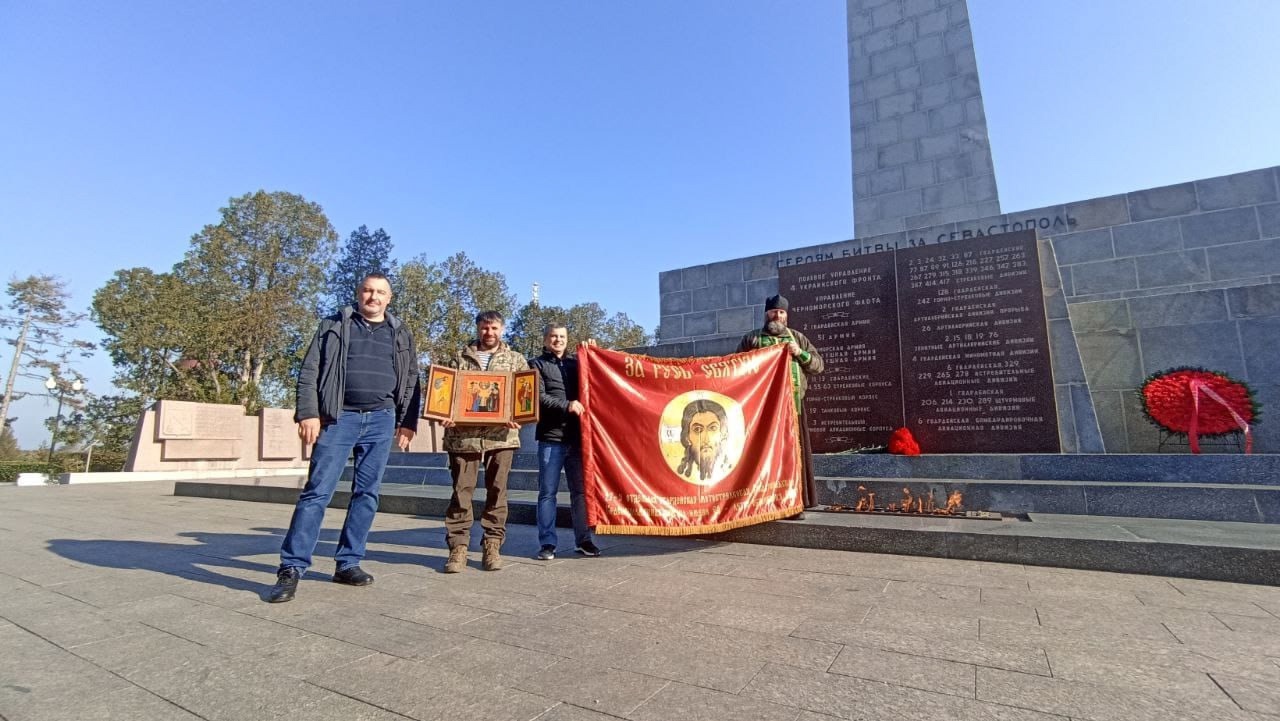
[542,323,568,338]
[359,271,392,287]
[475,310,505,326]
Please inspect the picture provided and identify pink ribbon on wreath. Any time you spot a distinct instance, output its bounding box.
[1187,379,1253,454]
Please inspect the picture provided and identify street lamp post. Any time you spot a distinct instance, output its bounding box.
[45,376,83,465]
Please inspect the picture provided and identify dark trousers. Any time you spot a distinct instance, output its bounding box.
[445,449,514,548]
[799,402,817,508]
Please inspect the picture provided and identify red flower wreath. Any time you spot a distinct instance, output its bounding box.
[1140,367,1260,436]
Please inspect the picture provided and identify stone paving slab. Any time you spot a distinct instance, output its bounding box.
[3,481,1280,721]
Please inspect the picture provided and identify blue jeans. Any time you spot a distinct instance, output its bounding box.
[280,408,395,573]
[536,440,592,549]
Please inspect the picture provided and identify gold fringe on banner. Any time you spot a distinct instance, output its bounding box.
[594,505,805,536]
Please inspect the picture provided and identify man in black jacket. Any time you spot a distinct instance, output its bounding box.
[529,325,599,560]
[269,272,421,603]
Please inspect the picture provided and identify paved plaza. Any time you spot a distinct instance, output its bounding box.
[2,482,1279,721]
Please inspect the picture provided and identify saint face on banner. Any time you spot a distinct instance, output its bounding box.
[580,344,802,534]
[659,390,746,486]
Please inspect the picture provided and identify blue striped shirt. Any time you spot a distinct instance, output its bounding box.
[343,316,397,411]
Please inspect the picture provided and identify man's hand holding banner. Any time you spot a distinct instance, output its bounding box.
[579,344,804,535]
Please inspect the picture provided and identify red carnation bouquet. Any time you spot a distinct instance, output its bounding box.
[888,427,921,456]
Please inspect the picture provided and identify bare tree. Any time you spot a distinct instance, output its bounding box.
[0,274,94,436]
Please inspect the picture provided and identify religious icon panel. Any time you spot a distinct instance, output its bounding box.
[423,366,539,426]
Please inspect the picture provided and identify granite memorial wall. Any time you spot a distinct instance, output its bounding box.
[651,167,1280,454]
[781,230,1059,453]
[126,400,447,472]
[125,401,312,472]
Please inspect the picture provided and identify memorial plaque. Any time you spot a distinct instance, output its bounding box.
[783,251,902,451]
[157,402,194,438]
[259,407,301,460]
[897,231,1059,452]
[161,439,240,460]
[155,400,244,440]
[779,229,1059,453]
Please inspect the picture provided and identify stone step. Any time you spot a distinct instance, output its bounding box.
[819,477,1280,524]
[172,481,1280,587]
[817,453,1280,485]
[357,452,1280,522]
[374,451,1280,485]
[366,466,543,491]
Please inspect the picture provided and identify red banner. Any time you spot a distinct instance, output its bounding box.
[580,344,803,535]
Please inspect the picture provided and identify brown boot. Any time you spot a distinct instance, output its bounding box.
[444,545,468,574]
[482,539,503,571]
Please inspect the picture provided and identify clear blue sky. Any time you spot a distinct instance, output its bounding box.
[2,1,1277,449]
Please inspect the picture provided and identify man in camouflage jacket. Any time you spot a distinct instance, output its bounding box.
[441,310,529,572]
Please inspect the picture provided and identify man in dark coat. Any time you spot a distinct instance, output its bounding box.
[736,294,824,518]
[529,325,600,560]
[270,272,421,602]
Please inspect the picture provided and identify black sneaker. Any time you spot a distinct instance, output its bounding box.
[268,567,301,603]
[332,566,374,586]
[575,541,602,557]
[536,545,556,560]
